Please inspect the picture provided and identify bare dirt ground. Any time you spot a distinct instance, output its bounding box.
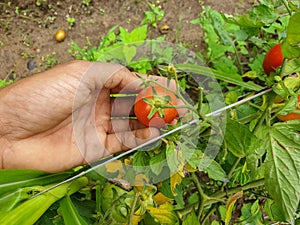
[0,0,254,80]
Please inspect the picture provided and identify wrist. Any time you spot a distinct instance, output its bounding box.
[0,137,6,169]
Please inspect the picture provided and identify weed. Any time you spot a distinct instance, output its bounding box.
[99,8,105,15]
[66,17,75,29]
[41,52,57,69]
[141,2,164,27]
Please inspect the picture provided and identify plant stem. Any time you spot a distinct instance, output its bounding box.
[128,192,140,225]
[206,178,265,206]
[281,0,292,16]
[147,78,198,114]
[191,172,207,220]
[233,45,244,74]
[201,204,218,224]
[227,157,241,181]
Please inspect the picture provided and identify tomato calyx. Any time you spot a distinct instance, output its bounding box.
[142,94,174,119]
[134,85,178,128]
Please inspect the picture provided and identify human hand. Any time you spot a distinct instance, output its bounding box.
[0,60,176,172]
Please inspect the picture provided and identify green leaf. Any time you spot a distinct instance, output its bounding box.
[175,64,264,91]
[133,151,149,173]
[58,195,89,225]
[282,58,300,76]
[0,169,72,196]
[0,79,13,88]
[225,119,261,158]
[182,210,200,225]
[119,25,147,43]
[208,9,233,46]
[282,11,300,58]
[0,187,39,216]
[265,121,300,223]
[150,151,166,175]
[240,200,263,225]
[0,177,88,225]
[123,45,136,64]
[205,160,227,182]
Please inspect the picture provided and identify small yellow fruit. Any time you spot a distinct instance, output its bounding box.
[55,29,66,42]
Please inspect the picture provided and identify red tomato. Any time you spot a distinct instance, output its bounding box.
[263,43,284,74]
[278,94,300,121]
[134,85,178,128]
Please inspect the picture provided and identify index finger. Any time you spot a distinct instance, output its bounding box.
[104,66,178,94]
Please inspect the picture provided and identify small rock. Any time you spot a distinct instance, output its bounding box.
[27,59,36,70]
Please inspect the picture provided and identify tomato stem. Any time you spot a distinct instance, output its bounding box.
[281,0,292,16]
[207,179,265,205]
[128,192,140,225]
[191,172,207,220]
[141,77,198,114]
[233,43,244,74]
[227,157,242,183]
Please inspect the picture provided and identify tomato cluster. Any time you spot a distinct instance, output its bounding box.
[263,43,300,121]
[134,85,178,128]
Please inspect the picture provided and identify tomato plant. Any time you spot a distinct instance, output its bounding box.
[134,85,178,128]
[2,1,300,225]
[263,43,284,75]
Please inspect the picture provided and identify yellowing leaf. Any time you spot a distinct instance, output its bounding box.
[133,174,149,187]
[153,192,173,205]
[124,158,132,165]
[147,203,177,224]
[170,172,183,196]
[185,163,197,172]
[105,160,123,173]
[131,207,144,225]
[225,191,243,225]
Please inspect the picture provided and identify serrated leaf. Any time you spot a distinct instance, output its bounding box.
[225,119,261,157]
[58,195,88,225]
[265,121,300,224]
[119,25,147,43]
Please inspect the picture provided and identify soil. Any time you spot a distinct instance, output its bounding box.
[0,0,255,80]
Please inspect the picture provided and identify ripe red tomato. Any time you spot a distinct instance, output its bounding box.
[134,85,178,128]
[263,43,284,74]
[278,94,300,121]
